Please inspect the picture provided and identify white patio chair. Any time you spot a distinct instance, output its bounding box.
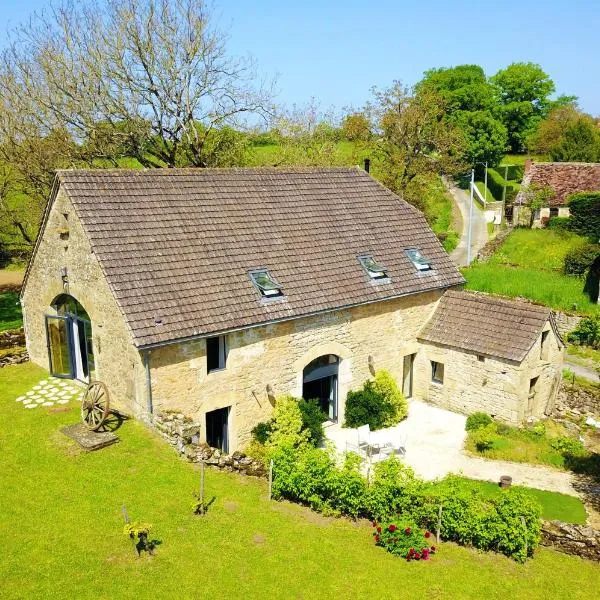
[345,424,371,458]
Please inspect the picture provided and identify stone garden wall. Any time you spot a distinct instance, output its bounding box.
[152,411,267,477]
[0,328,28,368]
[554,383,600,420]
[541,520,600,561]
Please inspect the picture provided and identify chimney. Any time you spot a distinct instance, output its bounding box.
[364,158,370,173]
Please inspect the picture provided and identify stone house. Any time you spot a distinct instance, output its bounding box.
[514,160,600,226]
[21,167,564,453]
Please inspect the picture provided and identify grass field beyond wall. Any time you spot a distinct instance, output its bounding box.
[462,229,599,315]
[1,363,599,599]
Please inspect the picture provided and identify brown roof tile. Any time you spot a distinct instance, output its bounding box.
[518,161,600,207]
[56,167,465,347]
[418,290,555,362]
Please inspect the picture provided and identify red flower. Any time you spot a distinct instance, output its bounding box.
[404,527,412,535]
[431,545,436,552]
[372,520,377,527]
[424,531,431,539]
[375,535,380,543]
[376,526,382,533]
[388,524,397,533]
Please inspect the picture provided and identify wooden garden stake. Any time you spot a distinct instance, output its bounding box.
[122,504,130,524]
[436,504,443,544]
[520,516,528,556]
[268,459,273,501]
[199,461,205,515]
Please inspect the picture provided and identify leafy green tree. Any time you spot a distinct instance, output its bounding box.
[417,65,506,166]
[342,113,371,142]
[550,119,600,162]
[491,62,556,152]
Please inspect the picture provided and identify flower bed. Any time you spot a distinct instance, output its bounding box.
[373,520,436,561]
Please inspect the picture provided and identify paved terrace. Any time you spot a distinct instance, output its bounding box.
[326,399,578,497]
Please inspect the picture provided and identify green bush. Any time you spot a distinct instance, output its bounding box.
[567,315,600,348]
[486,168,519,203]
[297,399,327,446]
[345,371,407,430]
[372,370,408,426]
[568,192,600,242]
[547,216,570,230]
[563,243,600,276]
[470,423,499,452]
[266,396,310,452]
[465,412,493,432]
[372,519,436,561]
[551,436,587,457]
[251,421,273,444]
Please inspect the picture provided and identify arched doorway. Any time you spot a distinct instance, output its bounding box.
[45,294,94,382]
[302,355,339,422]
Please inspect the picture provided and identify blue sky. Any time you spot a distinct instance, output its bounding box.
[3,0,600,115]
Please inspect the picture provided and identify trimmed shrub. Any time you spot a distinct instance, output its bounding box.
[568,192,600,242]
[465,412,493,432]
[567,315,600,348]
[266,396,310,451]
[563,243,600,276]
[372,370,408,426]
[345,371,407,430]
[547,216,570,230]
[486,168,519,203]
[470,423,499,452]
[251,421,273,444]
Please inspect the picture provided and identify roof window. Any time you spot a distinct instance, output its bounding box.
[358,255,388,280]
[406,248,432,272]
[249,269,284,299]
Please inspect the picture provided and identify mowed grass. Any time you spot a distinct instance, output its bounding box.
[462,229,599,315]
[2,363,600,599]
[453,478,587,524]
[0,291,22,331]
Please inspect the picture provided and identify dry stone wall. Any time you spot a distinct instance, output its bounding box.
[152,411,267,477]
[0,329,28,368]
[554,383,600,420]
[541,520,600,561]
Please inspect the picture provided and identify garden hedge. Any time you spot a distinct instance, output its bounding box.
[567,192,600,242]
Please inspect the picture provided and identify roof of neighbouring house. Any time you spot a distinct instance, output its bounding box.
[517,161,600,207]
[418,290,561,362]
[42,167,464,347]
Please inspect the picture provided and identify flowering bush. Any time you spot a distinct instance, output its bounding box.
[372,520,436,561]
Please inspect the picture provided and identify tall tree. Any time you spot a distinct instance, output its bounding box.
[365,82,465,195]
[491,62,556,153]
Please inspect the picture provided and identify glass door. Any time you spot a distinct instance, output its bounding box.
[45,315,72,377]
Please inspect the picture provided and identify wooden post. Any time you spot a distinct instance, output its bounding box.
[121,504,130,524]
[520,515,528,557]
[436,505,443,545]
[199,461,205,514]
[268,459,273,501]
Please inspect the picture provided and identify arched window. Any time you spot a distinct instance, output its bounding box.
[302,354,339,422]
[46,294,94,382]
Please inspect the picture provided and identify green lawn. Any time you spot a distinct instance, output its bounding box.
[1,363,599,599]
[0,291,22,331]
[462,229,600,316]
[453,478,587,524]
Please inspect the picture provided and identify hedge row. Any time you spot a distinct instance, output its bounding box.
[270,447,541,562]
[486,168,519,203]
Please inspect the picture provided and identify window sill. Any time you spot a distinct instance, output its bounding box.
[431,380,444,387]
[207,367,227,375]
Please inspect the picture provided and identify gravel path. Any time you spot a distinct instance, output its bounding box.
[565,359,599,383]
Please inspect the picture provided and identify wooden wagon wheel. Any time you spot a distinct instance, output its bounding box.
[81,380,110,431]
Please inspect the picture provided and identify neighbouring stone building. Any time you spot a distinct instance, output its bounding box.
[21,167,564,453]
[514,160,600,226]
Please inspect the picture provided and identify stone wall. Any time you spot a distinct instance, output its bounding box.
[0,328,28,368]
[21,189,147,416]
[541,520,600,561]
[553,311,582,338]
[476,227,512,262]
[418,321,563,423]
[554,382,600,420]
[147,290,444,453]
[152,411,267,477]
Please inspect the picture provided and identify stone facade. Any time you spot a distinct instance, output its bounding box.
[418,322,563,423]
[21,189,148,416]
[147,290,443,452]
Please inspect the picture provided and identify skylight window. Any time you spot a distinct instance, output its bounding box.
[249,269,284,299]
[358,255,388,280]
[406,248,432,272]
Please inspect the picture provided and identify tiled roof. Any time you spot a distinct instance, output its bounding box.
[418,290,555,362]
[56,167,465,347]
[517,161,600,207]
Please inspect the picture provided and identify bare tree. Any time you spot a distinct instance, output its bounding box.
[0,0,274,169]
